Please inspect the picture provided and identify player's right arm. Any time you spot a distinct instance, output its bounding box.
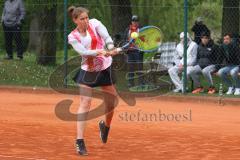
[68,35,106,56]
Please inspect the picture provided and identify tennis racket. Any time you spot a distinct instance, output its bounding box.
[108,25,163,54]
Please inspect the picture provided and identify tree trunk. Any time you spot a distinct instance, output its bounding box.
[222,0,240,36]
[36,4,57,65]
[109,0,132,71]
[109,0,132,37]
[27,13,41,53]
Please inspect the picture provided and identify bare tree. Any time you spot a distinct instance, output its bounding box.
[27,3,57,65]
[36,4,57,65]
[109,0,132,37]
[27,13,40,53]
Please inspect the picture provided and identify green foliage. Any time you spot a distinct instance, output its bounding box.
[130,0,222,42]
[0,0,223,56]
[67,0,112,32]
[189,0,223,41]
[0,50,78,87]
[0,54,55,87]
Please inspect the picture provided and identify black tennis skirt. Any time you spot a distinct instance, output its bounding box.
[73,66,116,88]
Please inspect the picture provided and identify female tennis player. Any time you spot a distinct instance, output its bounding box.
[68,6,118,156]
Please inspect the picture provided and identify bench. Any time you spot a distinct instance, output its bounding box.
[155,42,177,70]
[125,42,176,92]
[145,42,177,88]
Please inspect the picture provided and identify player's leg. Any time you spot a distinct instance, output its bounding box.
[13,25,24,59]
[99,84,118,143]
[77,84,92,138]
[76,84,93,156]
[136,51,144,86]
[202,65,216,94]
[217,66,234,95]
[188,65,203,93]
[2,24,14,59]
[168,65,183,92]
[230,66,240,95]
[127,50,136,87]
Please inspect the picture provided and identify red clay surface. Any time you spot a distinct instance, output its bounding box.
[0,87,240,160]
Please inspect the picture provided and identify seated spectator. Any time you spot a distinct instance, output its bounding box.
[217,33,240,95]
[191,17,210,45]
[168,32,198,93]
[189,32,222,94]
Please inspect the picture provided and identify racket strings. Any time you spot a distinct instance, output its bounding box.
[136,28,162,51]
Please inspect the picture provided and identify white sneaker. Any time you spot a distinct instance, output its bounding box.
[234,88,240,96]
[226,87,235,95]
[173,88,182,93]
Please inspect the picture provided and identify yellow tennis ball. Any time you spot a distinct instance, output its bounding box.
[131,32,139,39]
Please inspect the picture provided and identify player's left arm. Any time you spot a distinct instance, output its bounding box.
[187,42,198,66]
[95,19,114,50]
[18,0,25,24]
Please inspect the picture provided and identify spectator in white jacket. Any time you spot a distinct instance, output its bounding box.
[168,32,198,92]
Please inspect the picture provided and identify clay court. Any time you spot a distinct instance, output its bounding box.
[0,87,240,160]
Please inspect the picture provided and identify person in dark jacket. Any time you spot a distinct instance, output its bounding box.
[1,0,25,60]
[189,32,222,94]
[191,17,210,45]
[217,33,240,95]
[124,15,144,87]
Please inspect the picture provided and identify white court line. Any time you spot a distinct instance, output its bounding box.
[0,155,47,160]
